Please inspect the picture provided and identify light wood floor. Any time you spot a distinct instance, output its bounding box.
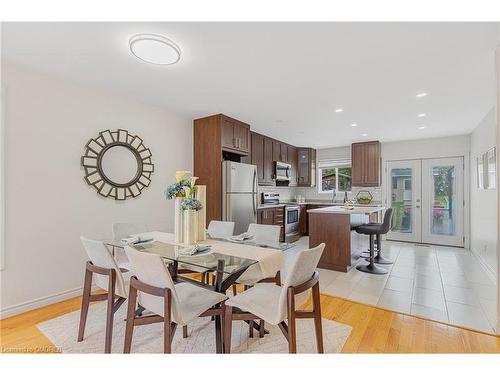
[1,292,499,353]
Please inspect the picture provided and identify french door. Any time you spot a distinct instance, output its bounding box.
[386,157,464,247]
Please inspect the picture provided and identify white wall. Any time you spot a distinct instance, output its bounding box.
[0,61,192,317]
[470,108,497,277]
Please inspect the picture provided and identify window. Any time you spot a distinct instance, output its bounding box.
[318,165,352,193]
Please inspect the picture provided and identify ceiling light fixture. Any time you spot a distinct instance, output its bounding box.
[129,33,181,65]
[361,133,368,137]
[335,108,344,113]
[351,123,358,127]
[418,126,426,130]
[417,113,427,118]
[416,92,428,98]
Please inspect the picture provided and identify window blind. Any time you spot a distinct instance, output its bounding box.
[318,157,351,168]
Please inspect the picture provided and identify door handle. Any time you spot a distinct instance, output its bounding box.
[415,205,421,208]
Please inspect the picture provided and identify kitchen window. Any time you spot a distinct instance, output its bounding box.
[318,158,352,194]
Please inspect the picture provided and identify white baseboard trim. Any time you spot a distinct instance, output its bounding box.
[0,285,94,319]
[470,247,497,285]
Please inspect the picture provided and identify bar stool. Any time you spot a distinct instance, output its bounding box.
[355,208,393,275]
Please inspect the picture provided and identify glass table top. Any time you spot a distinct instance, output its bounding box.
[124,241,258,275]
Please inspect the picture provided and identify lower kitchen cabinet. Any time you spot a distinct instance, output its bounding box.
[299,205,308,235]
[257,207,285,242]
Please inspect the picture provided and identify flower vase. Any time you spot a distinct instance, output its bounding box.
[183,209,198,245]
[174,197,184,243]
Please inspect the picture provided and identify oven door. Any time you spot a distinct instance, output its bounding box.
[285,206,299,233]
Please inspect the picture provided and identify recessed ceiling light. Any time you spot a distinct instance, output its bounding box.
[417,113,427,118]
[351,123,358,127]
[416,92,428,98]
[361,133,368,137]
[129,33,181,65]
[418,126,426,130]
[335,108,344,113]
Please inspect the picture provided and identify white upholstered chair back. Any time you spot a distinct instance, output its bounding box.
[207,220,235,239]
[247,223,281,244]
[112,223,150,241]
[80,236,128,298]
[124,247,183,322]
[277,243,325,320]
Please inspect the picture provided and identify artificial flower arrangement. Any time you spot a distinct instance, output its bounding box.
[164,171,203,211]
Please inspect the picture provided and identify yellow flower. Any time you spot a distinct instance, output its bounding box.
[175,170,191,183]
[190,176,199,188]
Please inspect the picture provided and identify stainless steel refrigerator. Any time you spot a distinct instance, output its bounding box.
[222,161,258,235]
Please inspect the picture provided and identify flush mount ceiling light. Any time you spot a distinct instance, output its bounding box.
[361,133,368,137]
[417,113,427,118]
[416,92,428,98]
[129,33,181,65]
[335,108,344,113]
[418,126,426,130]
[351,123,358,127]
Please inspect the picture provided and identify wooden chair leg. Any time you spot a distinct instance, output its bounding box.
[77,267,92,342]
[183,325,188,338]
[232,284,237,296]
[312,282,324,353]
[123,285,137,353]
[223,305,232,353]
[286,288,297,354]
[163,289,173,354]
[248,320,254,338]
[104,271,116,354]
[259,319,265,338]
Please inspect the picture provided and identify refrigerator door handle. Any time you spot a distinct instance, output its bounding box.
[252,168,257,215]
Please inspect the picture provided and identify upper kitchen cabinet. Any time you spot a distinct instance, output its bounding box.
[297,147,316,187]
[220,114,250,155]
[250,132,275,185]
[287,145,298,186]
[351,140,381,187]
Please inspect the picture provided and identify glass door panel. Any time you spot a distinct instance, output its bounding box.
[386,160,421,243]
[422,157,464,246]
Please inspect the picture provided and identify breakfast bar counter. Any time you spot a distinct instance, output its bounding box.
[308,205,385,272]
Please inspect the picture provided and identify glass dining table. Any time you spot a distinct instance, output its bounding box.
[105,235,287,353]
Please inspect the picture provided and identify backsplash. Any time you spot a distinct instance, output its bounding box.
[257,185,382,203]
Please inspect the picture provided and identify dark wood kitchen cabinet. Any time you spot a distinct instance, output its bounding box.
[257,207,285,242]
[220,115,250,155]
[351,141,381,187]
[250,131,274,185]
[287,145,298,186]
[299,205,308,235]
[194,114,252,224]
[297,147,316,187]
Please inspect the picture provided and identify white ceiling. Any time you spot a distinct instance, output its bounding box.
[2,22,498,148]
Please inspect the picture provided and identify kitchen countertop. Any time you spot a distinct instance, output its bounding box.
[307,205,385,215]
[257,201,383,210]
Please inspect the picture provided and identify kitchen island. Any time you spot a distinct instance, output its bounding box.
[308,205,385,272]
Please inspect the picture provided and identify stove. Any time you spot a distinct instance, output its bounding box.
[261,192,300,243]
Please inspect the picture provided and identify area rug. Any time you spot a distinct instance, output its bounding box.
[37,302,352,354]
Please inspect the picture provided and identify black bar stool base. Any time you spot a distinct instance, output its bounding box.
[356,263,388,275]
[372,255,393,265]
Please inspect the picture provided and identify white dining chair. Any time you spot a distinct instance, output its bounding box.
[111,222,150,267]
[223,243,325,354]
[207,220,235,239]
[123,246,228,353]
[78,236,131,353]
[247,223,281,245]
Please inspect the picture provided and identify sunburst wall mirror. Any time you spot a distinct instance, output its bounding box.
[81,129,154,200]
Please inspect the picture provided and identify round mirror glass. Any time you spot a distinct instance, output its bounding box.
[100,145,139,185]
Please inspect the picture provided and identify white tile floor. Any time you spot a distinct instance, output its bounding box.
[288,236,498,334]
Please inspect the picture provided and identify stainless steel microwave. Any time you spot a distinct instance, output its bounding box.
[275,161,292,181]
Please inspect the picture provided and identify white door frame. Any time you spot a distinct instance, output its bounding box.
[386,157,465,247]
